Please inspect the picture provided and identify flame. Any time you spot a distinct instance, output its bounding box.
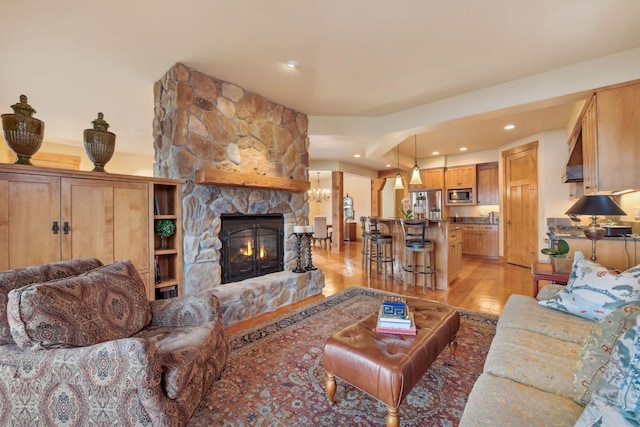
[247,240,253,256]
[260,247,266,258]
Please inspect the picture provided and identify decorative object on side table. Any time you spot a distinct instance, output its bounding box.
[155,219,176,249]
[84,112,116,172]
[541,238,572,273]
[565,195,627,261]
[1,95,44,165]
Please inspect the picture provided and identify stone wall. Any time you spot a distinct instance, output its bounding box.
[153,63,312,295]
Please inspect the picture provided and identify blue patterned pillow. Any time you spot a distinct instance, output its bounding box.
[574,315,640,426]
[539,252,640,320]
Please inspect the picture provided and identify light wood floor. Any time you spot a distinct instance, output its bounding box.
[226,241,533,334]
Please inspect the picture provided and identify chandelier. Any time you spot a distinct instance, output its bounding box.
[308,172,331,203]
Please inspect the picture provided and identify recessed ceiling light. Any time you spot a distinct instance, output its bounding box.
[504,124,515,130]
[130,128,144,134]
[460,147,468,151]
[285,59,299,69]
[386,164,392,168]
[353,154,361,158]
[432,151,439,155]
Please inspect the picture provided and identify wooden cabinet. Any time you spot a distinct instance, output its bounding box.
[61,178,149,272]
[580,82,640,193]
[447,225,463,282]
[153,183,183,299]
[445,165,476,188]
[461,224,498,258]
[422,168,445,190]
[343,221,357,241]
[0,164,182,300]
[0,173,60,269]
[477,162,499,205]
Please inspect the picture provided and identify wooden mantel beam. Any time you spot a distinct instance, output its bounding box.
[194,168,310,193]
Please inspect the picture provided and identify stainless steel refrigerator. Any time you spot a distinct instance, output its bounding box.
[409,190,442,220]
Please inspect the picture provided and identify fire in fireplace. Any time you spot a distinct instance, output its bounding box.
[220,213,284,284]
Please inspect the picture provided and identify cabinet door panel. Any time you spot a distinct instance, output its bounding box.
[113,186,149,269]
[61,179,114,264]
[0,173,60,269]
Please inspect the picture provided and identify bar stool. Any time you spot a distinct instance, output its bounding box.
[360,216,369,266]
[367,218,394,277]
[400,219,436,293]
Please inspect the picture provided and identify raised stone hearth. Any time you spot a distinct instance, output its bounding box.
[153,63,324,323]
[211,270,324,326]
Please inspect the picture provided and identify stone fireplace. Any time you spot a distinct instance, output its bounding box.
[152,63,323,325]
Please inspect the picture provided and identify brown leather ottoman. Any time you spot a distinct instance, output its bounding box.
[323,298,460,427]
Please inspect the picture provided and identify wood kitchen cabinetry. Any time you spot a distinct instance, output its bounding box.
[445,165,476,188]
[476,162,499,205]
[461,224,498,258]
[579,81,640,193]
[421,168,445,190]
[447,224,463,282]
[0,164,182,300]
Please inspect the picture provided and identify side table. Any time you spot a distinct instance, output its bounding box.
[531,262,570,297]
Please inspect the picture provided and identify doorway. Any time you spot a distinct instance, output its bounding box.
[503,141,538,267]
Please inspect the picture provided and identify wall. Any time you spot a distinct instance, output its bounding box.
[0,137,154,175]
[308,172,372,239]
[153,63,310,294]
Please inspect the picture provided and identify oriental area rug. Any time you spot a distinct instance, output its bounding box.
[188,286,497,427]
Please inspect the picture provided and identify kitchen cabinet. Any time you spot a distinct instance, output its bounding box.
[0,164,183,300]
[580,81,640,193]
[476,162,499,205]
[445,165,476,189]
[421,168,445,190]
[462,224,498,258]
[447,224,463,282]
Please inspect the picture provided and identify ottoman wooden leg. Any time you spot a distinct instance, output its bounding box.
[449,336,458,360]
[385,406,399,427]
[326,373,336,406]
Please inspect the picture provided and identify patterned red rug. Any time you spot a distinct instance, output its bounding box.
[188,286,497,427]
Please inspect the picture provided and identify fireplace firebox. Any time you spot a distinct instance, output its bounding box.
[220,213,285,284]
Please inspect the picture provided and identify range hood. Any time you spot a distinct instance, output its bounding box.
[563,130,584,183]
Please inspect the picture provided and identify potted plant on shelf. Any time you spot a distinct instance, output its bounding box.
[155,220,176,249]
[541,239,572,273]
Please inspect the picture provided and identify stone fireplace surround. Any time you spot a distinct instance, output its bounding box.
[153,63,324,325]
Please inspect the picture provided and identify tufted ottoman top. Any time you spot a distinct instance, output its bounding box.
[323,298,460,410]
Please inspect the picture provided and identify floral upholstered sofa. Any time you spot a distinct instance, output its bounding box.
[0,258,230,426]
[460,252,640,426]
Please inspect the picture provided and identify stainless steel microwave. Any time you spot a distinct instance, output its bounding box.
[447,188,473,204]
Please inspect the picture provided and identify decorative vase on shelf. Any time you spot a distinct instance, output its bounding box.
[1,95,45,165]
[84,112,115,172]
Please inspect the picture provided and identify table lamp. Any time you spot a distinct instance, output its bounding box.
[565,195,626,261]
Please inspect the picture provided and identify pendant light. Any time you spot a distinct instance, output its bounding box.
[394,145,403,190]
[409,135,422,185]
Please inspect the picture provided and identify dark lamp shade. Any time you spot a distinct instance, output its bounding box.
[565,195,627,216]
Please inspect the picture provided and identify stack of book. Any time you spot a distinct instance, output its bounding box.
[376,296,416,335]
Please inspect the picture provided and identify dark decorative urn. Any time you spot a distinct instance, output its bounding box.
[1,95,45,165]
[84,112,116,172]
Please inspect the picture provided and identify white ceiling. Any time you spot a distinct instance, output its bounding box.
[2,1,640,173]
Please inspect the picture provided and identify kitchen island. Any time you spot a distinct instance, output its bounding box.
[376,218,452,290]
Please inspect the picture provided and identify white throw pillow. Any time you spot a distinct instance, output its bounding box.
[574,315,640,426]
[539,252,640,321]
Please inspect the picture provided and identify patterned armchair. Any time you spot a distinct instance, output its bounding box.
[0,258,229,426]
